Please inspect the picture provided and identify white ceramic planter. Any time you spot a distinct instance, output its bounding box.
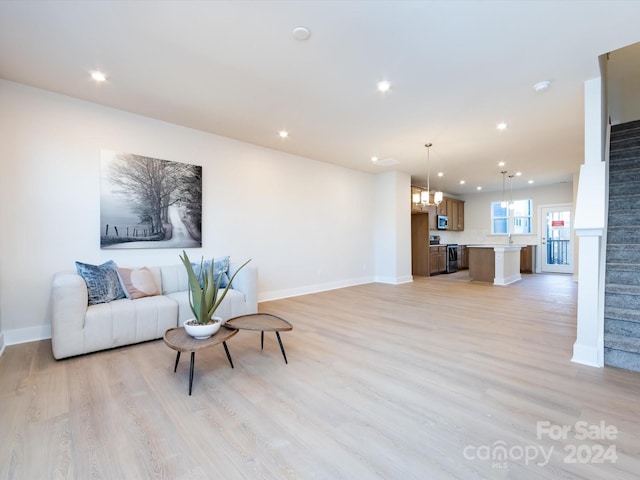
[184,316,222,339]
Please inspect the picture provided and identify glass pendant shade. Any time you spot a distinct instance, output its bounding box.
[412,192,421,204]
[434,191,443,205]
[421,190,430,204]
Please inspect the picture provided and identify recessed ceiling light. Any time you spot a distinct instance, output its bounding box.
[278,130,289,138]
[497,161,505,167]
[91,70,106,82]
[516,171,522,176]
[371,156,378,163]
[459,180,465,185]
[528,180,534,184]
[496,122,507,131]
[292,26,311,41]
[476,186,482,191]
[377,81,391,93]
[437,171,444,177]
[533,81,551,92]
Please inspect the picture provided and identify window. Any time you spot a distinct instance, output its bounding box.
[491,199,532,234]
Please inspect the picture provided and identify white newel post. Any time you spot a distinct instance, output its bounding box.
[572,77,606,367]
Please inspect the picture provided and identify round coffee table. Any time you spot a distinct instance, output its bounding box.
[224,313,293,364]
[163,326,238,395]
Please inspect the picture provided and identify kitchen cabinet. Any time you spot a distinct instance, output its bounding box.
[458,245,468,270]
[447,198,465,231]
[430,246,446,275]
[411,214,430,276]
[520,245,534,273]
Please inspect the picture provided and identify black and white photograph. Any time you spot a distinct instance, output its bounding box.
[100,150,202,249]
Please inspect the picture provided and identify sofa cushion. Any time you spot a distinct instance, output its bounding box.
[84,296,178,352]
[76,260,126,305]
[118,267,160,299]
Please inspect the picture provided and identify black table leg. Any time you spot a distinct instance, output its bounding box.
[261,331,264,350]
[275,332,288,364]
[174,351,181,372]
[223,341,234,369]
[189,352,195,396]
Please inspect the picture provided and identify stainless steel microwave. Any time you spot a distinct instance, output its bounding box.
[437,215,449,230]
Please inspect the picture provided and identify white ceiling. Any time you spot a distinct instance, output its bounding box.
[1,1,639,194]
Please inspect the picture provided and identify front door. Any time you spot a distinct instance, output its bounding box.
[540,205,573,273]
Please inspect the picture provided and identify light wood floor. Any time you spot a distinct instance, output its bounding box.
[2,272,640,479]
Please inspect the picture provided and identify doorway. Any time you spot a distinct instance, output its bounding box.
[539,204,573,273]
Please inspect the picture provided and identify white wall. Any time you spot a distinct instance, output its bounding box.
[0,80,386,340]
[374,171,413,284]
[436,183,574,246]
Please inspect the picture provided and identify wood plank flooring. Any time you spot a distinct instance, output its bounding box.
[2,272,640,479]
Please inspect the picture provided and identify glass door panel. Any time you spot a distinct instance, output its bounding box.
[541,206,573,273]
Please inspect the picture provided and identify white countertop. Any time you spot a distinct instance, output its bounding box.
[467,244,523,251]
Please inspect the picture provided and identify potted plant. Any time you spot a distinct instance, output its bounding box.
[179,250,251,339]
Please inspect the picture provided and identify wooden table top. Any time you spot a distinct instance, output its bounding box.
[224,313,293,332]
[163,326,238,353]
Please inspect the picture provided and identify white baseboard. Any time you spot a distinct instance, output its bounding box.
[4,324,52,346]
[376,274,413,285]
[259,276,375,302]
[0,331,5,358]
[572,343,603,367]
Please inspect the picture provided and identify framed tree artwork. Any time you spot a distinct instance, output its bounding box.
[100,150,202,249]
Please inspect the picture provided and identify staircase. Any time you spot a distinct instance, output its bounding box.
[604,119,640,371]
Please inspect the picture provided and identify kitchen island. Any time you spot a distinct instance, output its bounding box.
[467,245,522,285]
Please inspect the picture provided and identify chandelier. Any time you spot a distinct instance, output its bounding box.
[413,143,443,207]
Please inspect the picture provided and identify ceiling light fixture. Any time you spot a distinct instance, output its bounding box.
[500,170,508,208]
[413,143,442,208]
[508,174,516,210]
[278,130,289,138]
[377,81,391,93]
[476,186,482,191]
[498,161,505,167]
[497,122,507,131]
[459,180,465,185]
[292,26,311,41]
[371,156,378,163]
[533,80,551,92]
[91,70,106,82]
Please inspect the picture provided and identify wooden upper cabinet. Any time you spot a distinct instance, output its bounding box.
[448,198,465,231]
[437,199,447,216]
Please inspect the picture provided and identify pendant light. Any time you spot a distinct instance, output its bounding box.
[433,144,443,206]
[500,170,508,208]
[413,142,443,208]
[508,174,515,210]
[420,143,433,206]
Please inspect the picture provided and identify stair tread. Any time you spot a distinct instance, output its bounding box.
[605,283,640,294]
[606,262,640,269]
[605,306,640,321]
[604,332,640,352]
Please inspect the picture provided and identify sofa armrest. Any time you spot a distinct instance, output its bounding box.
[228,263,258,314]
[51,271,89,359]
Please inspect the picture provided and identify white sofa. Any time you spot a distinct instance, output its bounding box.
[50,263,257,359]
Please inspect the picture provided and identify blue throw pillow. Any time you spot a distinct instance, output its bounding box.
[76,260,127,305]
[191,256,230,288]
